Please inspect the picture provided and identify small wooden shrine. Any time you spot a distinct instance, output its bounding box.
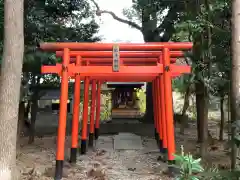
[107,82,145,119]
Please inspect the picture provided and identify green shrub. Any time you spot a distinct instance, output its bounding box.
[173,145,204,180]
[174,146,240,180]
[100,93,111,121]
[135,88,146,114]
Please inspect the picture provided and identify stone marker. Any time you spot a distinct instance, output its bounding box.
[113,133,143,150]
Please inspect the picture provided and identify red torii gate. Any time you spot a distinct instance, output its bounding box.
[39,42,192,180]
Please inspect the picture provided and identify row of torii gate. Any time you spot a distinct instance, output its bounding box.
[39,42,192,180]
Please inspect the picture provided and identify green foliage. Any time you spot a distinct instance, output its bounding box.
[135,88,146,114]
[173,146,204,180]
[173,0,231,97]
[122,0,231,115]
[1,0,101,101]
[100,93,112,121]
[100,109,111,121]
[172,74,194,93]
[121,0,185,42]
[174,146,240,180]
[24,0,100,45]
[23,0,100,72]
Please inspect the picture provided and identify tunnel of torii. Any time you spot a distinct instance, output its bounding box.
[39,42,192,180]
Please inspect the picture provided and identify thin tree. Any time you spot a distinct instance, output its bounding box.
[0,0,24,179]
[231,0,240,170]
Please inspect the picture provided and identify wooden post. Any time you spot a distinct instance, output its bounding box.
[163,48,175,164]
[95,81,101,140]
[70,55,81,163]
[159,75,167,153]
[55,48,70,179]
[81,77,90,154]
[152,80,159,145]
[156,77,163,152]
[89,80,97,147]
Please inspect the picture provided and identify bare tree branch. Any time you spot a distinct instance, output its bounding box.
[90,0,142,31]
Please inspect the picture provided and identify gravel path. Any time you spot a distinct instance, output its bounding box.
[17,136,172,180]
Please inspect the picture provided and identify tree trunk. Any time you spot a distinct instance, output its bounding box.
[179,84,191,134]
[200,97,208,158]
[0,0,24,179]
[195,81,209,157]
[193,32,204,143]
[28,98,38,144]
[181,84,190,116]
[230,0,240,170]
[227,94,231,141]
[17,102,25,147]
[219,95,225,141]
[144,83,154,123]
[196,88,203,143]
[24,100,30,119]
[28,75,40,144]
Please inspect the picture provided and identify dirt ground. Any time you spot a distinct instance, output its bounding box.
[17,119,231,180]
[17,136,172,180]
[176,122,231,168]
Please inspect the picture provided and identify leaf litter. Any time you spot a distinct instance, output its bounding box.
[17,135,172,180]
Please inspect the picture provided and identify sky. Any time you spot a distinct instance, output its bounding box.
[93,0,144,43]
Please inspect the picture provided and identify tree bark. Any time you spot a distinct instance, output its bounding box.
[195,82,208,142]
[28,76,40,144]
[17,102,25,147]
[200,0,212,158]
[0,0,24,179]
[178,85,190,135]
[195,81,209,157]
[196,91,202,142]
[28,98,38,144]
[144,83,154,123]
[230,0,240,170]
[181,84,190,116]
[193,36,204,142]
[219,95,225,141]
